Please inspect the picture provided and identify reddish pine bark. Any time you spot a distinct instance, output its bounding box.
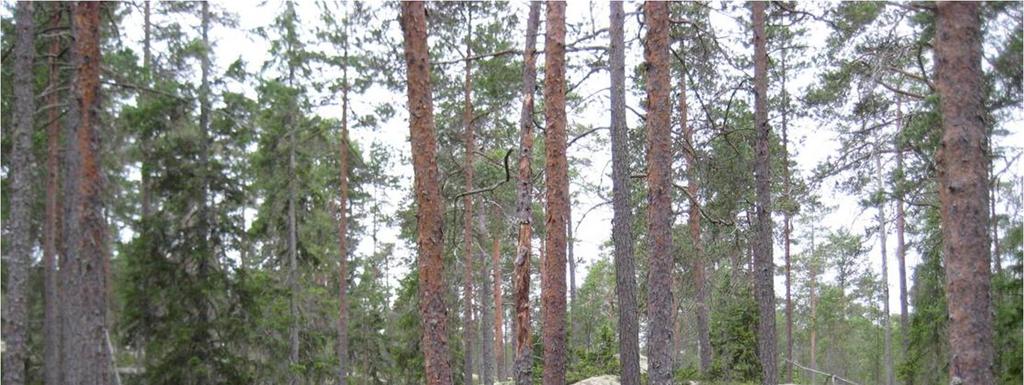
[62,3,113,385]
[400,3,455,385]
[609,3,641,383]
[934,3,995,384]
[643,3,675,384]
[542,2,568,384]
[3,3,36,384]
[512,3,541,385]
[751,2,778,384]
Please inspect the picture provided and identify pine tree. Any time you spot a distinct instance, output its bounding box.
[400,3,455,385]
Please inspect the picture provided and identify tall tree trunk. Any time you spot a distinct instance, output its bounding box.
[874,137,894,385]
[44,4,65,385]
[400,4,455,385]
[62,3,112,385]
[934,3,995,384]
[751,3,778,384]
[512,3,541,385]
[780,44,794,385]
[462,5,477,383]
[644,3,674,383]
[479,241,495,385]
[492,237,506,380]
[894,96,911,376]
[567,206,576,333]
[680,40,712,376]
[809,227,818,385]
[542,2,568,384]
[141,0,152,218]
[337,6,351,384]
[609,4,641,383]
[3,3,37,385]
[286,54,301,385]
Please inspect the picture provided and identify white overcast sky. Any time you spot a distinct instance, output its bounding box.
[107,0,1022,313]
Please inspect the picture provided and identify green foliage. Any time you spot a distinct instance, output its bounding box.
[710,284,761,383]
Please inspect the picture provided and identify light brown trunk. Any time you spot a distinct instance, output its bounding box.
[751,3,778,384]
[512,3,541,385]
[934,3,995,384]
[542,2,568,384]
[400,3,455,385]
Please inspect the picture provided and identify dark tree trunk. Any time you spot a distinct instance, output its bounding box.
[62,3,112,385]
[44,4,65,385]
[751,3,778,384]
[643,2,675,384]
[337,8,352,385]
[400,3,455,385]
[542,2,568,384]
[609,3,641,384]
[512,4,541,385]
[934,3,995,384]
[3,3,37,385]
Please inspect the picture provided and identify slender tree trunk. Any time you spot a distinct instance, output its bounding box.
[568,206,577,330]
[610,4,641,383]
[991,160,1001,274]
[874,137,894,385]
[781,44,794,385]
[44,4,65,385]
[644,3,674,383]
[680,40,712,376]
[462,6,477,383]
[337,6,352,384]
[479,236,495,385]
[493,237,506,380]
[62,4,112,385]
[542,2,568,384]
[809,226,818,385]
[141,0,152,218]
[894,97,911,376]
[512,3,541,385]
[286,56,301,385]
[3,4,37,385]
[934,3,995,384]
[751,3,778,384]
[401,4,455,384]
